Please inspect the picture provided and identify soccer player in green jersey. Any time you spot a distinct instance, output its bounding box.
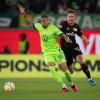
[18,5,79,92]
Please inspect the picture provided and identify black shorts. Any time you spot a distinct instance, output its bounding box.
[61,43,82,66]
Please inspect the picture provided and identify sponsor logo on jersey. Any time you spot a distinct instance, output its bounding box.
[66,32,75,36]
[73,28,77,31]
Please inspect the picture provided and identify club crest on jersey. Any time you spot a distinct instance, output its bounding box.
[73,28,77,31]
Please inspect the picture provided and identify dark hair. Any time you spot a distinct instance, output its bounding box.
[41,15,49,18]
[17,0,24,6]
[67,9,77,15]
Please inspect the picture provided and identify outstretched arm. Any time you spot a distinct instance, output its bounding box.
[18,5,33,26]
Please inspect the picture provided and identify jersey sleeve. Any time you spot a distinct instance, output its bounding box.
[32,23,41,30]
[53,25,63,36]
[77,25,83,36]
[58,22,65,33]
[32,23,37,29]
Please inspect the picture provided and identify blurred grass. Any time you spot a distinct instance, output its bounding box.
[0,78,100,100]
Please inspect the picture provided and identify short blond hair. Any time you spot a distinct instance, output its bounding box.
[67,9,77,15]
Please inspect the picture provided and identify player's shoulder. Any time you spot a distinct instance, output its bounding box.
[34,23,42,29]
[74,23,80,28]
[34,23,41,26]
[74,23,82,32]
[58,21,68,28]
[50,24,58,28]
[60,21,67,25]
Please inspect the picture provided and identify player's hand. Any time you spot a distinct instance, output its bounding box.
[85,40,89,45]
[18,4,25,14]
[65,36,72,43]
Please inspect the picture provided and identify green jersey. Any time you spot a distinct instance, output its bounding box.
[34,23,62,53]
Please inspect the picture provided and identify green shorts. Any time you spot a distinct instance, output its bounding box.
[43,49,66,65]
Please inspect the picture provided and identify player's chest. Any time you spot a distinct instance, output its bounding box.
[39,29,54,37]
[39,29,55,42]
[63,26,78,36]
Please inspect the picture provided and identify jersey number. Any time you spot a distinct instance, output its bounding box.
[42,35,48,42]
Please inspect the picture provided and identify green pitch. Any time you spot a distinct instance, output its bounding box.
[0,78,100,100]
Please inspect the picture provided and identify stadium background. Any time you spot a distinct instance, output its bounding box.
[0,0,100,78]
[0,0,100,100]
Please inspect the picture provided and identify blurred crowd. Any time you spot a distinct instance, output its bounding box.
[0,0,100,54]
[0,0,100,14]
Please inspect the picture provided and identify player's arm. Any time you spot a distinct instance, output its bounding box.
[59,33,72,43]
[57,23,72,43]
[80,35,89,45]
[76,25,89,45]
[18,5,33,26]
[54,25,72,43]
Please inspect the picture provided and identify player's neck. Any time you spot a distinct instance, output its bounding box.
[66,21,75,26]
[42,24,50,28]
[68,23,74,26]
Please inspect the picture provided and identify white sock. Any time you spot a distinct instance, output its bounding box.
[88,78,92,80]
[69,82,74,86]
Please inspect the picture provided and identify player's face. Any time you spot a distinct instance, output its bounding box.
[41,17,49,28]
[67,13,76,25]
